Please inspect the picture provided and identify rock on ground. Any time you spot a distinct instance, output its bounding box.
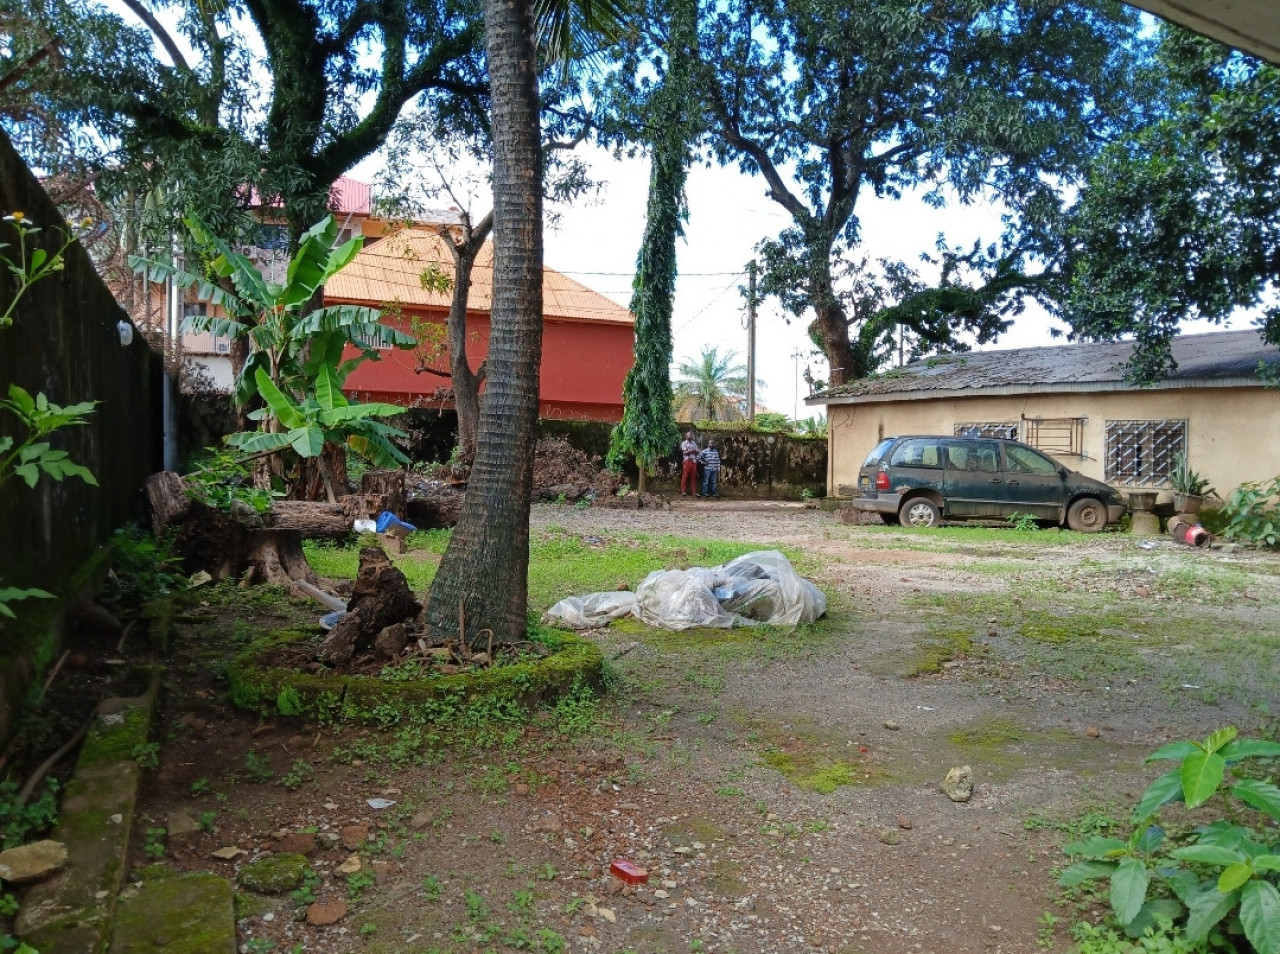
[0,840,67,884]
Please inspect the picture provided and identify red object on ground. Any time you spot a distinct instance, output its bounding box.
[610,858,648,885]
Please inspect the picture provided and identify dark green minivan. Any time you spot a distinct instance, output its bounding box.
[851,435,1128,531]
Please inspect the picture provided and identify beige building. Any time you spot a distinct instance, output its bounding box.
[812,330,1280,502]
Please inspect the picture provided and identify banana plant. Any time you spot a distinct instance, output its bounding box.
[1060,727,1280,952]
[131,215,416,497]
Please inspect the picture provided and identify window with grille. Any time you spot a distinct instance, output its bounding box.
[353,328,392,350]
[1105,420,1186,486]
[1022,416,1086,457]
[954,421,1019,440]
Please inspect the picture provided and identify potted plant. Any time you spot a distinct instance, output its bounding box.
[1169,451,1216,514]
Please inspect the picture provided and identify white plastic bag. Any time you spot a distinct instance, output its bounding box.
[542,591,639,629]
[545,550,825,632]
[634,570,736,630]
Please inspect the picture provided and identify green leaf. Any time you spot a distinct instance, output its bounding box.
[1110,857,1149,926]
[314,365,345,413]
[1232,779,1280,823]
[1184,884,1239,943]
[1064,836,1129,859]
[1220,739,1280,760]
[6,384,34,415]
[1134,825,1165,854]
[253,368,306,431]
[1240,880,1280,954]
[1255,855,1280,874]
[1181,750,1226,808]
[1123,898,1185,940]
[1170,844,1246,867]
[1218,862,1253,893]
[1203,727,1238,754]
[1146,740,1199,762]
[226,431,293,454]
[288,426,325,459]
[1134,771,1183,821]
[1058,860,1117,886]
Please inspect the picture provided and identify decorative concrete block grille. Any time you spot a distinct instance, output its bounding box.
[1105,420,1186,485]
[1023,416,1086,457]
[954,421,1020,440]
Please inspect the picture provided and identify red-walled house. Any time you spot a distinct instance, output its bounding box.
[325,227,635,422]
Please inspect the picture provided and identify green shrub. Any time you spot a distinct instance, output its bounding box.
[1221,477,1280,548]
[1060,727,1280,953]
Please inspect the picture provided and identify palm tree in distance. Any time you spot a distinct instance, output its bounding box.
[674,346,758,422]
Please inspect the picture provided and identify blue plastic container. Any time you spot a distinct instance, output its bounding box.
[375,511,417,534]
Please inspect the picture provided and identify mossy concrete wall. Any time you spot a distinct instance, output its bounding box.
[647,428,827,499]
[0,131,160,741]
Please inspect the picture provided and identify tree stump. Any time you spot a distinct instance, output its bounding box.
[172,501,318,586]
[360,469,407,517]
[144,471,191,537]
[317,547,421,666]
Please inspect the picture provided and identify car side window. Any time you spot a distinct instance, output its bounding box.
[1004,445,1060,476]
[889,439,943,468]
[946,440,999,473]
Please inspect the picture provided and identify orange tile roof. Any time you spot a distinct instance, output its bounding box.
[324,226,634,325]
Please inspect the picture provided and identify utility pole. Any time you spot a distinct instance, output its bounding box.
[746,260,757,422]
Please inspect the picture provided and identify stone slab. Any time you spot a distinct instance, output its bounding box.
[109,868,235,954]
[16,669,159,954]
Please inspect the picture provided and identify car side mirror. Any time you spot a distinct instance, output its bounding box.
[1058,467,1068,479]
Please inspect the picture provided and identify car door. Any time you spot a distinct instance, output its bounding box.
[1000,443,1068,518]
[942,440,1004,516]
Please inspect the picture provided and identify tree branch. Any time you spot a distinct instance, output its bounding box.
[119,0,192,75]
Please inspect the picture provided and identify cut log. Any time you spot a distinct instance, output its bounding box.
[172,501,317,586]
[270,501,352,539]
[317,547,421,666]
[144,471,190,537]
[406,487,464,529]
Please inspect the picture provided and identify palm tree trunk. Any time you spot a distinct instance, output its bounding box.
[425,0,543,646]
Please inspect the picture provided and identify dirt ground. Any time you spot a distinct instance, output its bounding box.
[130,501,1280,954]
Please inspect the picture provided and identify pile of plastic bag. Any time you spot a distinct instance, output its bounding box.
[543,550,825,631]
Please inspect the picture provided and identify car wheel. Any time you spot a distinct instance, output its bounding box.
[1066,497,1107,533]
[901,498,941,528]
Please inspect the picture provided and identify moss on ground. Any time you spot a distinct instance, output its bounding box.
[236,853,308,894]
[227,629,604,726]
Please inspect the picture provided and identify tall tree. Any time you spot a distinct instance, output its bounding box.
[423,0,547,647]
[424,0,625,645]
[683,0,1141,387]
[606,0,697,491]
[1060,28,1280,383]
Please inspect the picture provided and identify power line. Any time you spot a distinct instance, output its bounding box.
[674,271,746,334]
[552,268,750,278]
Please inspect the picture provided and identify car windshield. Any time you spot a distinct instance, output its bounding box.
[862,438,895,468]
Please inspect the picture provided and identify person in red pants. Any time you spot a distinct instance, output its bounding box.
[680,431,700,496]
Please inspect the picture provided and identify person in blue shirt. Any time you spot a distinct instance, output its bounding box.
[698,440,722,498]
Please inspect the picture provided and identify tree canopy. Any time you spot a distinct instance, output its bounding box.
[665,0,1143,387]
[673,345,751,422]
[2,0,487,244]
[1059,28,1280,383]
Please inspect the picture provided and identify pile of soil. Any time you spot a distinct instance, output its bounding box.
[532,437,623,501]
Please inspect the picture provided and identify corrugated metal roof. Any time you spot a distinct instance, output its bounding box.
[248,175,373,217]
[324,227,634,325]
[816,329,1280,403]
